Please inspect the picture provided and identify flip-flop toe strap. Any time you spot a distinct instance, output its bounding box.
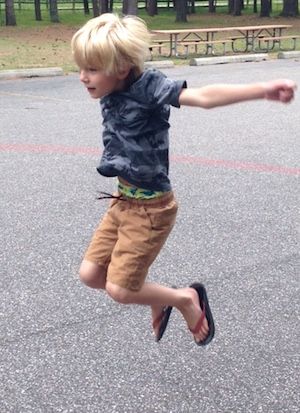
[152,307,166,329]
[189,304,206,335]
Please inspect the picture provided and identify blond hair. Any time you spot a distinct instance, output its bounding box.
[71,13,151,76]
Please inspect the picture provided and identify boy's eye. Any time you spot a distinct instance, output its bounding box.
[88,68,98,72]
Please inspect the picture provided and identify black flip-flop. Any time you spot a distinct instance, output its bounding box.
[152,286,177,342]
[153,306,173,342]
[152,306,173,343]
[189,282,215,346]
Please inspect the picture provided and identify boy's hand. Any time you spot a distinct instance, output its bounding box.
[264,79,297,103]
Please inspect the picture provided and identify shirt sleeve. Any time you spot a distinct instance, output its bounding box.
[144,69,187,108]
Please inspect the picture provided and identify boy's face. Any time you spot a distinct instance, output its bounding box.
[79,68,127,99]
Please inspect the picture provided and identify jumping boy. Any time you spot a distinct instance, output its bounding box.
[71,13,296,346]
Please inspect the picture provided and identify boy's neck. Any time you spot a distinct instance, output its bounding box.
[123,68,142,90]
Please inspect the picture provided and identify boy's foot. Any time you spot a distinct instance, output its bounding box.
[189,283,215,346]
[152,306,173,342]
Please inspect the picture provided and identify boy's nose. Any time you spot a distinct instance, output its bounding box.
[80,69,88,83]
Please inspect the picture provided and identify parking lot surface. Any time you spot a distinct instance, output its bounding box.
[0,60,299,412]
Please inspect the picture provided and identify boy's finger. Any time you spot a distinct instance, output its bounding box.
[282,79,297,91]
[279,89,294,103]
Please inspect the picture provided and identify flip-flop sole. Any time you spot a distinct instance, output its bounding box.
[155,306,173,342]
[154,286,177,342]
[190,282,215,346]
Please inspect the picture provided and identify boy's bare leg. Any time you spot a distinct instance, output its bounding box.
[106,281,209,342]
[79,260,107,289]
[79,261,209,342]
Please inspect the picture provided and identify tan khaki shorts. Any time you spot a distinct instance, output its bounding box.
[84,192,178,291]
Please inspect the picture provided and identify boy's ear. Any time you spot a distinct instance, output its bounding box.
[117,65,131,80]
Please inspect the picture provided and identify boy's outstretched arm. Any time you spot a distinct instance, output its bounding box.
[179,79,297,109]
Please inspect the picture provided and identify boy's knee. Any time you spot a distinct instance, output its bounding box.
[79,268,93,287]
[79,260,106,289]
[106,281,133,304]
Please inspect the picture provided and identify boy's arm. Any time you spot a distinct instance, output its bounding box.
[179,79,296,109]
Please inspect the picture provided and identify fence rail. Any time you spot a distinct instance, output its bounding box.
[0,0,230,12]
[0,1,287,15]
[0,0,170,10]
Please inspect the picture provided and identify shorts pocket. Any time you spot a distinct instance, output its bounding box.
[143,199,178,231]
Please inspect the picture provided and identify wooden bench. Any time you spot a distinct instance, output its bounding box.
[148,41,169,59]
[179,39,235,57]
[258,35,300,51]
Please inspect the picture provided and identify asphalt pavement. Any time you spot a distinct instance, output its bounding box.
[0,59,299,413]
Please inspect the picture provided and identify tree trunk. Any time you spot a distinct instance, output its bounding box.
[260,0,270,16]
[208,0,216,12]
[123,0,138,15]
[175,0,187,22]
[187,0,195,13]
[232,0,242,15]
[82,0,89,14]
[34,0,42,20]
[5,0,16,25]
[253,0,257,12]
[281,0,298,16]
[147,0,158,16]
[49,0,59,22]
[100,0,109,13]
[34,0,42,21]
[91,0,99,16]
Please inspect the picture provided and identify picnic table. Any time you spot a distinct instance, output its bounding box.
[151,24,293,57]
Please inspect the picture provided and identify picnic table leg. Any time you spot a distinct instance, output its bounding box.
[232,30,248,53]
[206,32,213,55]
[168,34,174,57]
[248,30,255,51]
[277,28,283,51]
[171,34,180,57]
[267,29,280,52]
[271,28,278,50]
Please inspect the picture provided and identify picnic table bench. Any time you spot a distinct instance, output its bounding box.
[178,39,236,57]
[258,35,300,52]
[150,24,293,58]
